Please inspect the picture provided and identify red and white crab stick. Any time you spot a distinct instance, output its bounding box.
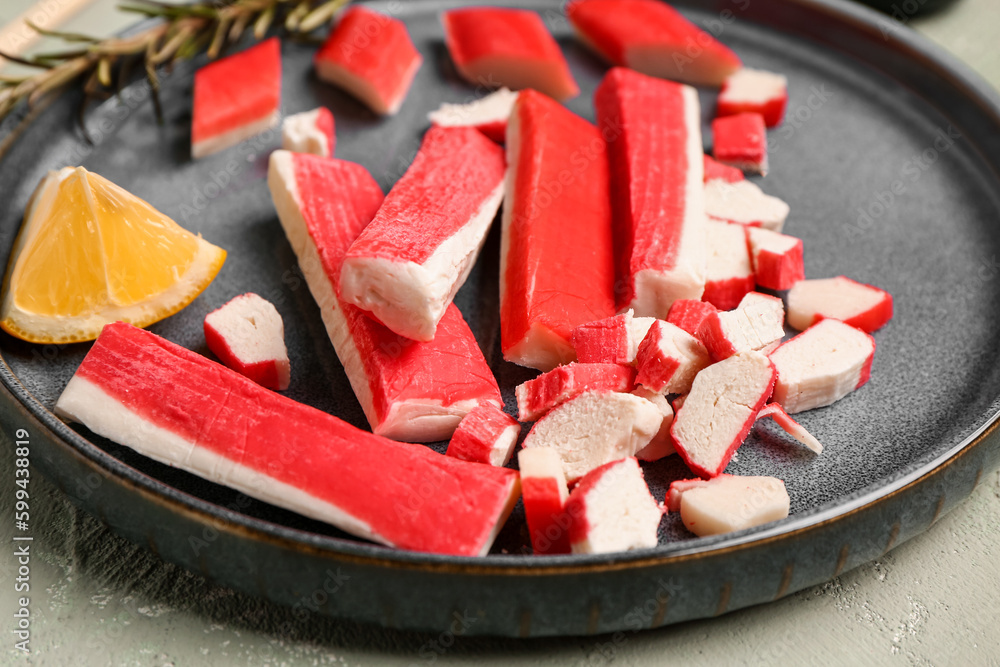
[55,323,520,557]
[667,299,718,337]
[571,309,656,366]
[596,67,707,317]
[704,220,756,310]
[268,150,502,442]
[698,292,785,362]
[704,179,789,232]
[446,405,521,467]
[281,107,335,158]
[519,447,572,555]
[634,319,711,395]
[717,68,789,128]
[427,88,518,144]
[667,474,789,536]
[501,89,617,370]
[746,227,805,291]
[203,293,290,391]
[786,276,893,332]
[516,362,635,423]
[340,126,506,342]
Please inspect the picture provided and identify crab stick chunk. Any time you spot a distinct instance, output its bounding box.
[522,391,663,482]
[786,276,894,332]
[634,320,710,395]
[314,6,422,116]
[442,8,579,101]
[281,107,335,157]
[666,299,718,337]
[501,90,617,370]
[717,68,789,128]
[712,112,768,176]
[567,0,741,86]
[756,403,823,454]
[746,227,805,291]
[667,474,789,536]
[698,292,785,362]
[191,38,281,159]
[671,351,776,478]
[518,447,572,555]
[703,154,744,183]
[704,179,790,233]
[203,293,290,391]
[516,363,635,423]
[769,319,875,414]
[704,220,756,310]
[596,68,707,316]
[427,88,518,144]
[339,127,505,342]
[567,457,662,554]
[571,310,655,366]
[632,387,676,461]
[446,406,521,467]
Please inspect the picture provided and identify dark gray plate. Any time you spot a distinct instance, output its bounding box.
[2,0,1000,638]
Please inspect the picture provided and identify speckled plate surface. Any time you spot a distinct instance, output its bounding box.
[2,0,1000,637]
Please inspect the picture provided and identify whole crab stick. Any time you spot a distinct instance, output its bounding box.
[786,276,893,332]
[55,323,520,557]
[519,447,572,555]
[268,150,502,442]
[340,126,506,342]
[203,293,290,391]
[596,67,707,317]
[281,107,335,157]
[501,89,616,370]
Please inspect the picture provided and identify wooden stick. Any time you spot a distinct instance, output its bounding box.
[0,0,98,69]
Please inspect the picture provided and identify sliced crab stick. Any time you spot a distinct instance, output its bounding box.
[717,68,789,128]
[698,292,786,362]
[427,88,518,144]
[203,293,290,391]
[703,154,744,183]
[54,323,519,557]
[704,179,789,232]
[596,68,707,316]
[756,403,823,454]
[446,405,521,467]
[671,351,776,478]
[567,457,662,554]
[442,8,579,101]
[703,220,755,310]
[634,320,710,395]
[519,447,572,555]
[769,319,875,414]
[666,299,718,337]
[191,37,281,159]
[516,362,635,422]
[501,89,616,370]
[746,227,804,291]
[786,276,894,332]
[667,474,789,536]
[340,126,506,342]
[632,387,676,461]
[567,0,741,86]
[314,6,422,116]
[281,107,335,157]
[268,150,502,442]
[712,112,769,176]
[571,309,655,366]
[522,390,662,482]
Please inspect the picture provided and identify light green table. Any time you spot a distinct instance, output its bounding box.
[1,1,998,664]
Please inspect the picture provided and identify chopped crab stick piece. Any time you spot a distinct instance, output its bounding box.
[281,107,335,157]
[596,68,707,316]
[442,8,579,101]
[427,88,518,144]
[712,112,768,176]
[516,362,635,422]
[54,323,519,557]
[703,154,744,183]
[446,406,521,467]
[268,150,502,442]
[567,457,662,554]
[756,403,823,454]
[314,6,422,116]
[666,474,789,536]
[203,293,290,391]
[671,351,776,478]
[632,387,676,461]
[191,38,281,159]
[746,227,804,291]
[522,391,662,482]
[340,127,505,342]
[634,320,710,395]
[769,319,875,414]
[786,276,894,332]
[501,90,617,370]
[704,179,790,233]
[717,68,789,128]
[666,299,718,337]
[567,0,741,86]
[698,292,785,362]
[571,310,655,366]
[518,447,572,555]
[703,220,756,310]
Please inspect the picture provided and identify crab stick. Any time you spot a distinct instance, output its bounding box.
[705,179,789,232]
[712,112,769,176]
[769,319,875,414]
[567,457,662,554]
[281,107,335,157]
[446,406,521,467]
[571,310,656,366]
[703,154,744,183]
[666,299,718,337]
[717,68,789,128]
[501,89,617,370]
[54,323,519,557]
[340,126,505,342]
[427,88,518,144]
[667,474,789,536]
[203,293,290,391]
[632,387,676,461]
[268,150,502,442]
[519,447,572,555]
[786,277,894,332]
[756,403,823,454]
[698,292,786,362]
[704,220,755,310]
[634,320,710,395]
[746,227,804,291]
[596,68,707,317]
[516,362,635,422]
